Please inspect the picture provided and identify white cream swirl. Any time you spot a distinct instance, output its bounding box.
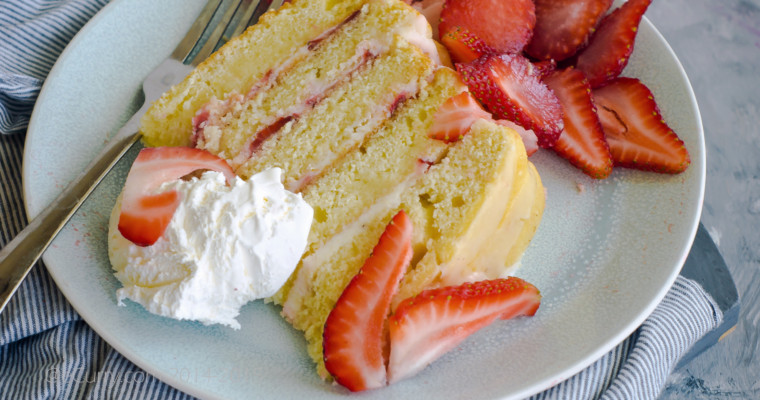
[108,168,313,329]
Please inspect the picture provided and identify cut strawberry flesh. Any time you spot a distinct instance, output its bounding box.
[532,59,558,80]
[439,0,535,54]
[457,53,564,148]
[117,147,235,246]
[387,277,541,384]
[428,91,491,142]
[592,77,690,173]
[323,211,413,392]
[440,26,494,64]
[544,68,613,179]
[575,0,652,88]
[526,0,613,61]
[596,101,628,137]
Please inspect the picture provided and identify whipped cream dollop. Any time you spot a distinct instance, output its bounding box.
[108,168,313,329]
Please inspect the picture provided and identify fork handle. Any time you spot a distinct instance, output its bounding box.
[0,124,141,314]
[0,59,193,314]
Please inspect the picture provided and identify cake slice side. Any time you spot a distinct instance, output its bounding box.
[276,116,545,379]
[272,67,464,315]
[132,0,547,384]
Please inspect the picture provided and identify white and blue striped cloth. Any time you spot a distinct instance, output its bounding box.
[0,1,723,399]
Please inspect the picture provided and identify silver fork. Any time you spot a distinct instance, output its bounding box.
[0,0,276,314]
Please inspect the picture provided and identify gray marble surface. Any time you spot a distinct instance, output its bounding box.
[645,0,760,398]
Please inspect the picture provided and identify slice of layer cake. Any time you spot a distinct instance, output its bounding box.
[134,0,545,379]
[141,0,438,151]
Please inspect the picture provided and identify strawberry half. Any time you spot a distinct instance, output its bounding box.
[323,211,413,392]
[387,277,541,384]
[440,26,494,64]
[117,147,235,246]
[526,0,613,62]
[592,77,690,173]
[457,53,564,148]
[439,0,535,54]
[428,91,491,142]
[575,0,652,88]
[543,68,613,179]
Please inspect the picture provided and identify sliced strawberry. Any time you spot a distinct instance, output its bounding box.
[457,53,564,148]
[427,91,540,154]
[440,26,494,64]
[428,91,491,142]
[526,0,613,62]
[544,68,613,179]
[387,277,541,384]
[439,0,535,54]
[592,77,690,173]
[495,119,539,156]
[323,211,413,392]
[596,97,628,135]
[532,59,557,80]
[118,147,235,246]
[575,0,652,88]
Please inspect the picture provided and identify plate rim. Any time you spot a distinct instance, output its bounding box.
[21,1,226,398]
[509,18,706,397]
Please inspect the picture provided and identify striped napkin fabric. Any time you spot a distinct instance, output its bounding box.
[0,1,722,399]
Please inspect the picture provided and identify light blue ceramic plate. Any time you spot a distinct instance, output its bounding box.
[23,0,704,398]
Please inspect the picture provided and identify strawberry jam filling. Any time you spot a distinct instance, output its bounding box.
[230,49,378,169]
[191,10,366,157]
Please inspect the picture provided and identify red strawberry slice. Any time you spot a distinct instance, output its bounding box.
[323,211,413,392]
[118,147,235,246]
[544,68,613,179]
[428,91,491,142]
[575,0,652,88]
[387,277,541,384]
[439,0,535,54]
[592,77,690,173]
[596,96,628,135]
[495,119,539,156]
[526,0,613,62]
[532,59,558,80]
[457,53,564,148]
[440,26,494,64]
